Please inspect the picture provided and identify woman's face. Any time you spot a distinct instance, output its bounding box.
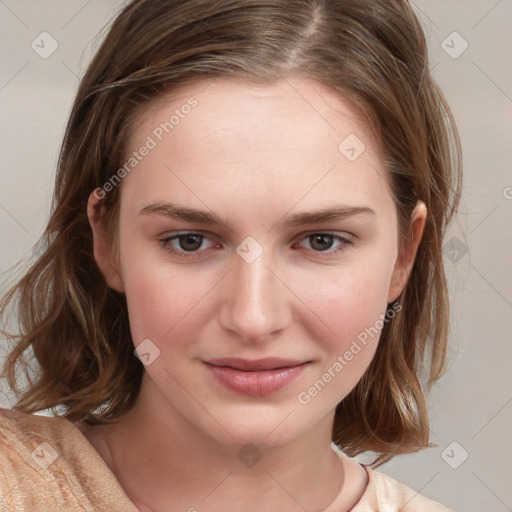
[92,77,422,448]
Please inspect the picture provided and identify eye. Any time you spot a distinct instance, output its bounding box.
[159,231,353,260]
[294,233,352,256]
[159,232,218,258]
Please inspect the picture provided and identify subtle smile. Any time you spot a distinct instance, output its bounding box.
[204,358,311,396]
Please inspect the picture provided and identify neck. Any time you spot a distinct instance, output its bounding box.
[79,374,362,512]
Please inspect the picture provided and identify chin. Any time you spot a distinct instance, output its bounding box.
[218,427,296,451]
[202,407,306,450]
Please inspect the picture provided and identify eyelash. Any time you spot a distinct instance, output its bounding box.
[158,232,353,259]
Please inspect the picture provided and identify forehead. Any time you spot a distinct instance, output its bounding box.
[132,76,379,153]
[120,77,394,223]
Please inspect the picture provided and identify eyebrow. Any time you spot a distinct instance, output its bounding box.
[140,202,375,229]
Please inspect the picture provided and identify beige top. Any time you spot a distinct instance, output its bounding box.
[0,408,452,511]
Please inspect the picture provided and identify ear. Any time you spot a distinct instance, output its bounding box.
[87,190,125,293]
[388,200,427,303]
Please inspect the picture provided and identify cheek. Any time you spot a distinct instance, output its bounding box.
[119,217,397,359]
[119,231,223,354]
[291,258,395,402]
[294,260,394,348]
[122,265,208,346]
[297,272,387,408]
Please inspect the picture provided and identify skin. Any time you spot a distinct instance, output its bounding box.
[82,76,426,512]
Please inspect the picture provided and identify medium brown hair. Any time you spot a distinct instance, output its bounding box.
[0,0,462,466]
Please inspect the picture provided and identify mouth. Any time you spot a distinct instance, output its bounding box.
[206,357,309,371]
[203,358,311,396]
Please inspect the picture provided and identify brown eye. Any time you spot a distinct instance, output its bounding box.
[309,234,336,251]
[174,234,204,252]
[160,232,217,259]
[295,232,352,256]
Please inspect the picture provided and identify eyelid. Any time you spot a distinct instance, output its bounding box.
[292,231,354,254]
[159,229,354,242]
[158,231,219,256]
[297,230,354,241]
[158,230,355,259]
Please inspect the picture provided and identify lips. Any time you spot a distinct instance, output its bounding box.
[204,358,310,396]
[206,357,308,371]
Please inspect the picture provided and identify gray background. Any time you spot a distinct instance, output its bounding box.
[0,1,511,511]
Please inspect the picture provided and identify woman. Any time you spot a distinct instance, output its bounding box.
[0,1,462,510]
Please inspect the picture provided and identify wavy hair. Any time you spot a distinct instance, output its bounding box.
[0,0,462,466]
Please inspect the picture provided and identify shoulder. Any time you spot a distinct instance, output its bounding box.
[0,407,72,508]
[0,406,79,477]
[351,466,453,511]
[0,407,136,511]
[0,406,79,470]
[0,406,77,445]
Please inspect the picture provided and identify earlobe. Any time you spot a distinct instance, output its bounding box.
[387,200,427,303]
[87,192,125,293]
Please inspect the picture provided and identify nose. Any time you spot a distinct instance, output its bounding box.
[218,249,292,344]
